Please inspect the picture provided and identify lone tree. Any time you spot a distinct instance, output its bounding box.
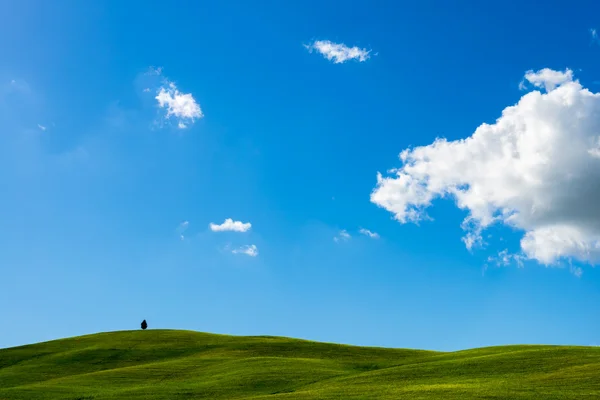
[141,319,148,330]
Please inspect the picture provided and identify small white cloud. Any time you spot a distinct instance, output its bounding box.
[147,67,203,128]
[210,218,252,232]
[176,220,189,240]
[462,231,482,250]
[232,244,258,257]
[359,228,380,239]
[305,40,371,64]
[519,68,573,92]
[37,124,46,131]
[334,229,351,242]
[461,218,485,250]
[156,81,203,127]
[486,250,525,268]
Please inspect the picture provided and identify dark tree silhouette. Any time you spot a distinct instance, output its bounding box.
[141,319,148,330]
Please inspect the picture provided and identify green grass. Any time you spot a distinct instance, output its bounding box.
[1,330,599,399]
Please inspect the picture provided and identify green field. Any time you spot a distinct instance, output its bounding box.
[1,330,599,399]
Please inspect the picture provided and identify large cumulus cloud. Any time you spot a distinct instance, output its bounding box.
[371,68,600,266]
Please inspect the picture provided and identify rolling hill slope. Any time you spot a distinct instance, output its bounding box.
[1,330,599,399]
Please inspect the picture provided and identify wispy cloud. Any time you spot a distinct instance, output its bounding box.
[569,261,583,278]
[305,40,371,64]
[176,220,189,240]
[483,250,526,276]
[359,228,380,239]
[209,218,252,232]
[232,244,258,257]
[486,250,525,268]
[147,66,163,75]
[37,124,46,131]
[334,229,351,242]
[591,28,599,45]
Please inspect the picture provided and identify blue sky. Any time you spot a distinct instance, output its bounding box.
[2,0,600,351]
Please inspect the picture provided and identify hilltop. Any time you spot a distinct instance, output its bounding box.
[1,330,599,399]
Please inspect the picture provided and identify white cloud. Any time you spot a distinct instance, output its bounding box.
[334,229,351,242]
[359,228,380,239]
[486,249,525,268]
[176,220,189,240]
[520,68,573,92]
[305,40,371,64]
[371,68,600,266]
[37,124,46,131]
[232,244,258,257]
[570,263,583,278]
[139,67,203,128]
[209,218,252,232]
[155,82,203,127]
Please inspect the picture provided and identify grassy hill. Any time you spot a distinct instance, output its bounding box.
[1,330,599,399]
